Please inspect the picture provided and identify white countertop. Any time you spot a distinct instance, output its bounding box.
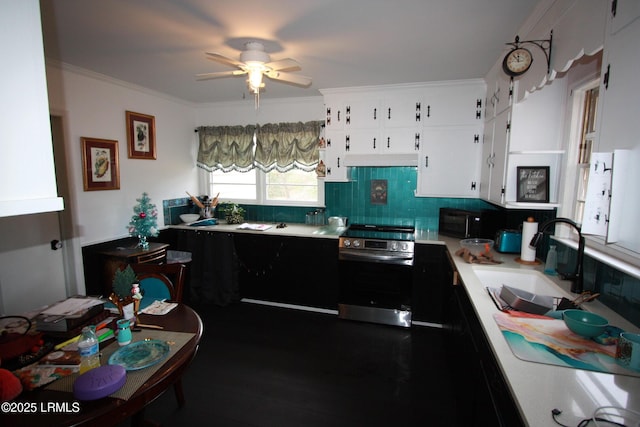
[172,222,346,239]
[172,222,640,425]
[439,235,640,426]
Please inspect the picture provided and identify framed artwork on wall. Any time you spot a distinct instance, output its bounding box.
[81,137,120,191]
[516,166,550,203]
[370,179,388,205]
[126,110,156,159]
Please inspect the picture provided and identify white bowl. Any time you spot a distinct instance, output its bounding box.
[180,214,200,223]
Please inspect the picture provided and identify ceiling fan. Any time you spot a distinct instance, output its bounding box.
[196,41,312,106]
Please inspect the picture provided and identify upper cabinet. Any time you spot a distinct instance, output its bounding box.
[0,1,63,217]
[596,0,640,153]
[320,80,486,194]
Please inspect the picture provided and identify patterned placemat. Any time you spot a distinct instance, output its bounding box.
[493,312,640,378]
[46,330,195,400]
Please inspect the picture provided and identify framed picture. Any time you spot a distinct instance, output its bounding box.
[370,179,388,205]
[516,166,550,203]
[126,111,156,159]
[81,137,120,191]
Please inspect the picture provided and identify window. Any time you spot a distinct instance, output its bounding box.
[207,168,323,206]
[573,85,599,224]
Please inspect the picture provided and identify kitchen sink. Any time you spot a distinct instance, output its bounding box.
[471,266,569,298]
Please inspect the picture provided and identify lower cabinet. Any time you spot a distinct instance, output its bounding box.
[174,229,239,306]
[444,282,524,426]
[232,233,339,310]
[412,244,448,324]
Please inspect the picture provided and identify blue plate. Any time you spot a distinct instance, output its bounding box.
[108,339,170,371]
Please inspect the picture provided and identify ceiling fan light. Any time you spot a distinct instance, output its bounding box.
[247,68,264,93]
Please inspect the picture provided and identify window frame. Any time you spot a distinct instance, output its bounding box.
[202,167,325,208]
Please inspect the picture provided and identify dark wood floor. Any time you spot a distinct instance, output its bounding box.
[135,301,461,426]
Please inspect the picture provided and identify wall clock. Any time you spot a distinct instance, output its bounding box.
[502,47,533,77]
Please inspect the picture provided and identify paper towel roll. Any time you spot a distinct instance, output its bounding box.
[520,218,538,262]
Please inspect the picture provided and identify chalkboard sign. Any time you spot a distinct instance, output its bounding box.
[516,166,550,203]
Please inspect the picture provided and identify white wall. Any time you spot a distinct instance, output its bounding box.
[46,63,199,246]
[195,96,324,126]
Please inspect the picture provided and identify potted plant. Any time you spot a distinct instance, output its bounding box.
[221,203,245,224]
[108,265,143,321]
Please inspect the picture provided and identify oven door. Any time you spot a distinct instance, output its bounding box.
[338,252,413,327]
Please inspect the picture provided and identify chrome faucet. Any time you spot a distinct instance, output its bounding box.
[529,218,585,293]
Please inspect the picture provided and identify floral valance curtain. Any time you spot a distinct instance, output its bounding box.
[197,125,256,172]
[255,121,321,172]
[196,121,322,172]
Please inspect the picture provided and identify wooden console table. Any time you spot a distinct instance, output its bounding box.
[98,242,169,296]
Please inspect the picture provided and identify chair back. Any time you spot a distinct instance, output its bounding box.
[129,263,186,303]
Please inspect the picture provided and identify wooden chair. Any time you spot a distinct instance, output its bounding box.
[129,262,189,407]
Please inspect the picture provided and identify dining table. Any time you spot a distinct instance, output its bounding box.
[1,303,203,427]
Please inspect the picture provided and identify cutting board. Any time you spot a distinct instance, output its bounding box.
[493,311,640,377]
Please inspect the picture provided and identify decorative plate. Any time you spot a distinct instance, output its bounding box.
[108,339,170,371]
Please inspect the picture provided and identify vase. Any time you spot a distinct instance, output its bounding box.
[137,235,149,250]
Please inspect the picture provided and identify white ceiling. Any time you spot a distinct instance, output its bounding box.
[40,0,539,104]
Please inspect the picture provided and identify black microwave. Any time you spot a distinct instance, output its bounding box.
[438,208,505,239]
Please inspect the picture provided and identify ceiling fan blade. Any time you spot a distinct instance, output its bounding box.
[264,58,301,72]
[195,70,246,81]
[205,52,245,68]
[266,71,312,87]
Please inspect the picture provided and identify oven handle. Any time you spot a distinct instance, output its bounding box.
[339,250,414,264]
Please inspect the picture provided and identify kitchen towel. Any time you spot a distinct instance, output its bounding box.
[520,218,538,262]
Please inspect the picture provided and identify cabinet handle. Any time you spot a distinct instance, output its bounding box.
[388,108,391,120]
[373,137,376,149]
[425,156,429,167]
[415,133,420,150]
[337,157,340,168]
[345,135,350,151]
[387,137,390,148]
[327,138,331,147]
[373,108,377,120]
[337,111,340,122]
[474,134,480,144]
[427,105,431,118]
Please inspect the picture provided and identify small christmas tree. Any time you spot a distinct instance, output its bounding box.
[127,192,159,249]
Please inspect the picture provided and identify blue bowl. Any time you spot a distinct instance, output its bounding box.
[563,309,608,338]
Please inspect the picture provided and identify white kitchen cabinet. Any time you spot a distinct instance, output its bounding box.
[321,130,349,182]
[422,82,485,126]
[597,1,640,153]
[416,126,482,198]
[0,1,64,217]
[484,60,514,120]
[479,74,566,209]
[594,1,640,253]
[480,111,510,205]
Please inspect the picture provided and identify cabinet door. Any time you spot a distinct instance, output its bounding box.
[382,93,424,128]
[479,119,495,201]
[381,127,422,154]
[488,111,510,205]
[323,131,349,182]
[344,98,381,129]
[423,83,485,126]
[598,10,640,152]
[345,128,381,155]
[416,126,482,197]
[324,100,344,130]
